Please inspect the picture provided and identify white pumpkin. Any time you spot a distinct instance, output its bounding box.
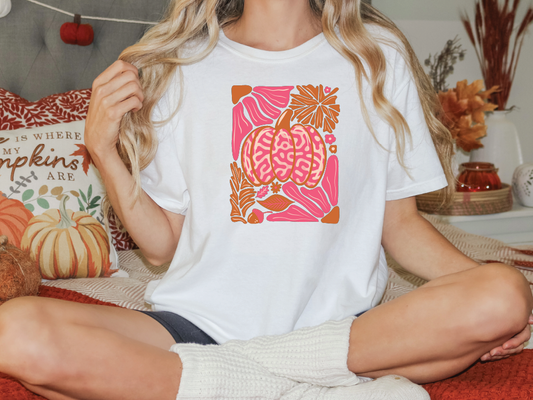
[512,163,533,207]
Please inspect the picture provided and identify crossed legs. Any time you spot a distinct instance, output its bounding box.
[348,263,533,383]
[0,262,531,399]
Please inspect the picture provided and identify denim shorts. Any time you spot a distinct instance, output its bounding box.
[139,311,218,345]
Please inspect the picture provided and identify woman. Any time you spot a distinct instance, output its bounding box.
[1,0,532,399]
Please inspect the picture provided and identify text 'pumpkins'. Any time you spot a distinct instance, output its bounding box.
[21,196,112,279]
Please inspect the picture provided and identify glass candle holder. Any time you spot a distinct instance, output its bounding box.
[457,162,502,192]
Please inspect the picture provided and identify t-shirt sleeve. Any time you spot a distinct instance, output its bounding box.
[139,86,190,215]
[385,52,448,201]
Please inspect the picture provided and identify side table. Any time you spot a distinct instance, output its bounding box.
[431,203,533,246]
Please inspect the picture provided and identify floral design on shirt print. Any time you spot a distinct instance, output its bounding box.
[230,84,340,225]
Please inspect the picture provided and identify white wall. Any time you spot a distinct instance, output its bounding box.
[373,0,533,163]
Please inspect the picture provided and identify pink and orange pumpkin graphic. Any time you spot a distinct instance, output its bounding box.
[230,85,340,224]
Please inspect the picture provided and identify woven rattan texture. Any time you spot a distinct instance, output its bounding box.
[416,185,513,216]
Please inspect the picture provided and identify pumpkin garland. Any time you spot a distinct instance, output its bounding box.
[21,196,112,279]
[60,14,94,46]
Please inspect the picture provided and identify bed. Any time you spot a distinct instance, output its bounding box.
[2,0,533,399]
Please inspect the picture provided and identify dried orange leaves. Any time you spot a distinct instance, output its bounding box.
[438,79,498,152]
[289,85,340,133]
[455,80,498,124]
[454,115,488,152]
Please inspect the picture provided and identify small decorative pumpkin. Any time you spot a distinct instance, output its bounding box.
[60,14,94,46]
[0,193,34,248]
[241,109,327,188]
[0,235,40,305]
[21,196,112,279]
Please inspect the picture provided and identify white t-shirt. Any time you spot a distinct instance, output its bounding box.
[140,27,447,344]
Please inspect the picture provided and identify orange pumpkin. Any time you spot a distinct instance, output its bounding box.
[0,193,34,248]
[21,196,111,279]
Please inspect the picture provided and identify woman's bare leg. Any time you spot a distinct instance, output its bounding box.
[348,263,533,384]
[0,297,182,400]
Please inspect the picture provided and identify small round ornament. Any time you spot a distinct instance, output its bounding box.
[512,163,533,207]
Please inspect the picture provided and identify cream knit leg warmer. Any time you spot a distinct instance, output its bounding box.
[223,316,359,387]
[280,376,430,400]
[170,317,429,400]
[172,341,298,399]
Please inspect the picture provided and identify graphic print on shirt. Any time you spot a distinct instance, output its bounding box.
[230,85,340,224]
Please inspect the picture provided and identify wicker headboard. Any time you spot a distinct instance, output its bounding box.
[0,0,170,101]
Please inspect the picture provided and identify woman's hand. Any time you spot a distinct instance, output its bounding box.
[480,314,533,362]
[85,60,144,159]
[83,60,183,266]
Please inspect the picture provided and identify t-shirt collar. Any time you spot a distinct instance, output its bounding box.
[218,29,326,62]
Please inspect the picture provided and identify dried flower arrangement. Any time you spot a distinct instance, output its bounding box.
[424,38,498,152]
[424,37,466,93]
[462,0,533,111]
[438,80,498,152]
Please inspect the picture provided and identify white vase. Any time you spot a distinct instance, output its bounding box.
[469,111,524,185]
[512,163,533,207]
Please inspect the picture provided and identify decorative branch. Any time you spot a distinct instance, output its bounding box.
[424,37,466,93]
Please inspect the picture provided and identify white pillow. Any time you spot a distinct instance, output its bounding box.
[0,120,120,279]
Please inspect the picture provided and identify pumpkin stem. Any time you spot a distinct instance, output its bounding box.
[275,109,293,132]
[56,196,76,230]
[74,14,81,25]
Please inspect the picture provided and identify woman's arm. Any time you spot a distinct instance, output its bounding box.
[381,196,479,281]
[85,60,184,266]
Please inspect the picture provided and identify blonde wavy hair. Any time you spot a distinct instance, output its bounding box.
[116,0,454,214]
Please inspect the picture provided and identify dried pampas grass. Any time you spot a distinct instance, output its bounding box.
[462,0,533,110]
